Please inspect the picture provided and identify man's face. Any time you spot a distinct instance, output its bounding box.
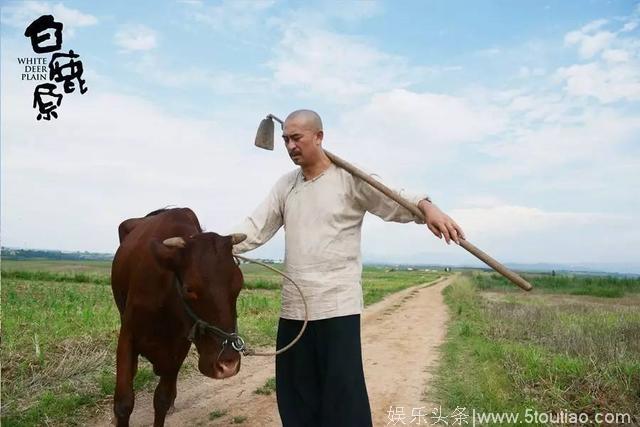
[282,117,323,166]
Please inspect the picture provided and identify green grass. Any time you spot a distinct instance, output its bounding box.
[241,266,442,298]
[362,269,441,305]
[474,271,640,297]
[2,259,440,426]
[255,377,277,395]
[434,273,640,425]
[1,259,112,273]
[208,409,227,420]
[1,269,111,285]
[0,274,157,426]
[243,278,280,290]
[237,290,281,347]
[435,277,527,416]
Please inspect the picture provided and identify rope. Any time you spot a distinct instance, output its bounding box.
[233,254,309,357]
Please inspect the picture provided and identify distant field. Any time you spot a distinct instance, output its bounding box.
[475,271,640,298]
[435,272,640,425]
[1,259,442,426]
[1,259,112,273]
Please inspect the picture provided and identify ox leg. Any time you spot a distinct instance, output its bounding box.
[114,331,138,427]
[153,370,179,427]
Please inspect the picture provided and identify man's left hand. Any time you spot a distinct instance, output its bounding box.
[418,200,466,245]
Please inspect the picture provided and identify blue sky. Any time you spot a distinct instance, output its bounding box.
[2,1,639,272]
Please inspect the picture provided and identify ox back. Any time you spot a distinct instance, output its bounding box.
[110,208,242,427]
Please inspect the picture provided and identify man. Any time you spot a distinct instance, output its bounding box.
[232,110,465,426]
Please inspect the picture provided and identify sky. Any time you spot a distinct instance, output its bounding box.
[1,0,639,272]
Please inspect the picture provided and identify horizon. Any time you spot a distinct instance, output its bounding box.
[2,245,639,276]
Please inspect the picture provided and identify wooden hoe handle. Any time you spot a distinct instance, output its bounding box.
[324,149,533,292]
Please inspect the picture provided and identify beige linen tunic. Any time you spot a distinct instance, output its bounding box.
[233,163,427,321]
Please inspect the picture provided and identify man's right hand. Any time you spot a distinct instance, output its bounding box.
[418,200,465,245]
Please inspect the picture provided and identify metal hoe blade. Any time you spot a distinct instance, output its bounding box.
[255,114,285,151]
[254,118,275,150]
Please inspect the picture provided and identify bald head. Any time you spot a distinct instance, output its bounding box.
[285,109,323,132]
[282,109,326,169]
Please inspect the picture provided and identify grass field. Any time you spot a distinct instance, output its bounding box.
[434,272,640,426]
[1,259,441,426]
[474,271,640,298]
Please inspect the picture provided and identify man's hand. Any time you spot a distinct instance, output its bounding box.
[418,200,466,245]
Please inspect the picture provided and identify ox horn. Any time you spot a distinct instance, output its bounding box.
[163,237,186,248]
[230,233,247,245]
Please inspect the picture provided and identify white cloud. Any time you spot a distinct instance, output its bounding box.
[181,4,450,104]
[564,29,615,59]
[518,66,546,78]
[477,107,640,179]
[268,25,422,103]
[440,203,639,265]
[318,0,382,23]
[557,14,640,103]
[1,2,97,39]
[341,89,506,148]
[437,45,640,206]
[359,202,637,265]
[184,0,277,32]
[556,62,640,102]
[505,93,574,122]
[450,204,624,239]
[52,4,97,27]
[119,52,272,95]
[601,48,630,63]
[579,19,608,33]
[457,195,510,208]
[184,0,381,35]
[621,21,638,32]
[114,25,158,52]
[315,89,509,187]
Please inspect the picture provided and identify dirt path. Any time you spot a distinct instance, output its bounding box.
[94,276,453,426]
[363,276,451,426]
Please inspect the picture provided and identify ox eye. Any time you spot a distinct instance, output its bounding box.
[184,286,198,300]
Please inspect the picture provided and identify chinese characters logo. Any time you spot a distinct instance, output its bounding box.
[23,15,88,121]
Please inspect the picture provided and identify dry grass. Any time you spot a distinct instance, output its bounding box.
[488,297,640,416]
[435,273,640,422]
[8,337,110,403]
[485,299,640,365]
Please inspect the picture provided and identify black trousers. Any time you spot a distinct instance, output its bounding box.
[275,314,373,427]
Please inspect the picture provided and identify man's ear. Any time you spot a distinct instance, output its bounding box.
[150,237,185,270]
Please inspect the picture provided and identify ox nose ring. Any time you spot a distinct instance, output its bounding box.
[221,334,245,353]
[230,335,245,352]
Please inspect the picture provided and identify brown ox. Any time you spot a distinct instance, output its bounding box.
[111,208,246,426]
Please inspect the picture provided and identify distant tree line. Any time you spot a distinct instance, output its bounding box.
[1,247,113,261]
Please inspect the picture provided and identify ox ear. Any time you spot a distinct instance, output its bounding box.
[230,233,247,245]
[150,238,185,270]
